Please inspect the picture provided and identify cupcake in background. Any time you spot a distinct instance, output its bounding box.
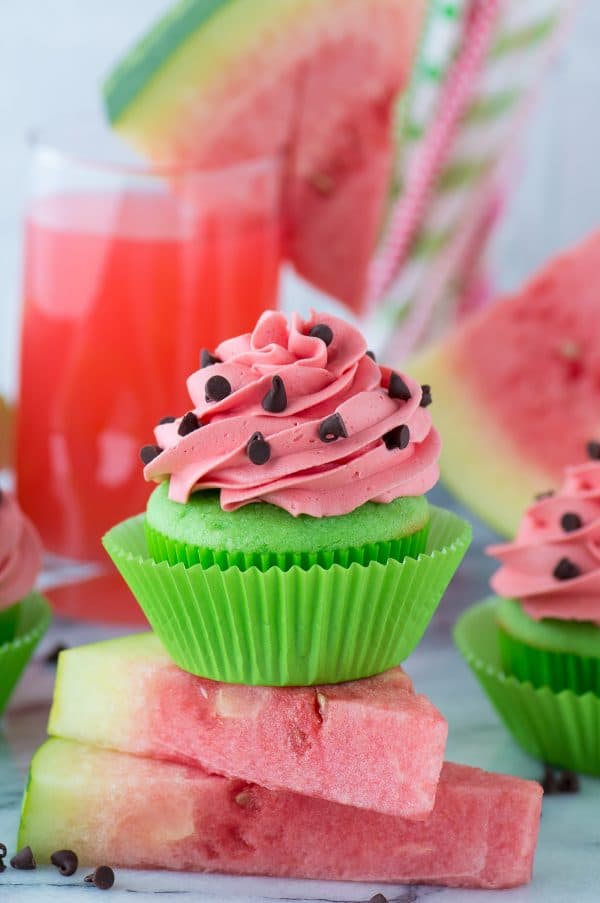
[0,490,51,715]
[104,310,471,686]
[488,444,600,695]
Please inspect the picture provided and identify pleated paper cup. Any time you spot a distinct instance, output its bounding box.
[144,520,430,572]
[0,593,51,716]
[455,598,600,776]
[104,506,470,686]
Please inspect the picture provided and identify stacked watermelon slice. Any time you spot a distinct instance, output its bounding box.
[20,628,543,888]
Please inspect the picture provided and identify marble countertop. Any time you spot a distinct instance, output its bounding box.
[1,488,599,902]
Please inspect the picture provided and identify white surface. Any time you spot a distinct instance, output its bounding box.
[1,1,600,396]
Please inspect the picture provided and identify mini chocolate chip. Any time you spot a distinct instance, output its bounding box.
[388,372,411,402]
[10,846,36,870]
[557,770,580,794]
[587,440,600,460]
[366,350,376,362]
[200,348,221,368]
[534,490,555,501]
[44,643,68,666]
[561,512,583,532]
[383,424,410,450]
[0,842,6,872]
[309,323,333,346]
[318,413,348,443]
[369,895,389,903]
[205,374,231,403]
[553,557,580,580]
[262,375,287,413]
[51,849,78,876]
[420,384,433,407]
[246,432,271,465]
[158,416,176,425]
[178,411,202,436]
[84,866,115,890]
[140,445,162,465]
[540,765,557,794]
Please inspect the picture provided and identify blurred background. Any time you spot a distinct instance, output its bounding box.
[1,0,600,398]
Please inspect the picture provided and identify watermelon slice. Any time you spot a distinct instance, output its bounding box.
[48,633,447,819]
[103,0,426,311]
[410,231,600,536]
[20,739,542,889]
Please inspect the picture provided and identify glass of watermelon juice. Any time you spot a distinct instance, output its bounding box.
[16,119,282,623]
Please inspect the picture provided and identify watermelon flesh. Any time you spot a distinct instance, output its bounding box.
[48,633,447,819]
[20,739,541,889]
[410,230,600,537]
[103,0,426,311]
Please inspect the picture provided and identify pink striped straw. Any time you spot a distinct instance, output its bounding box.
[367,0,502,308]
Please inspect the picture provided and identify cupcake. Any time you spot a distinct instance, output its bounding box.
[104,310,471,686]
[0,490,51,715]
[488,450,600,695]
[455,443,600,775]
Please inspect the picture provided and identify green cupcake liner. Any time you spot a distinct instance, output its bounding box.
[0,593,52,716]
[497,625,600,696]
[104,506,471,686]
[144,519,430,572]
[455,598,600,776]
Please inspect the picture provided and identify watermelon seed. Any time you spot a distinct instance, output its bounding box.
[84,865,115,890]
[553,557,580,580]
[205,375,232,403]
[51,849,78,876]
[139,445,162,465]
[388,372,411,402]
[10,846,36,870]
[200,348,221,368]
[587,440,600,460]
[314,690,327,723]
[309,323,334,346]
[319,413,348,443]
[178,411,202,436]
[561,512,583,532]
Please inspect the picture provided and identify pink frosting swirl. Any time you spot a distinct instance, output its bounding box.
[0,491,43,609]
[143,310,440,517]
[488,462,600,624]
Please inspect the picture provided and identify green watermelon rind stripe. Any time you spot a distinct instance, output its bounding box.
[491,15,557,58]
[104,0,233,123]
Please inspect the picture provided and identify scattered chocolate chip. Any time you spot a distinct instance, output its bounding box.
[366,350,376,362]
[534,490,555,501]
[540,765,557,794]
[84,866,115,890]
[383,424,410,450]
[158,416,176,425]
[200,348,221,368]
[246,432,271,465]
[139,445,162,465]
[205,374,231,403]
[10,846,36,870]
[420,384,433,407]
[369,895,389,903]
[51,849,78,876]
[309,323,333,346]
[0,842,6,872]
[318,413,348,443]
[561,512,583,532]
[178,411,202,436]
[557,770,580,794]
[587,440,600,460]
[388,372,411,402]
[43,643,68,666]
[262,375,287,413]
[553,557,581,581]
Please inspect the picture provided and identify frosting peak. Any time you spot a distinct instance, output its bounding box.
[143,310,440,517]
[0,492,43,608]
[488,460,600,624]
